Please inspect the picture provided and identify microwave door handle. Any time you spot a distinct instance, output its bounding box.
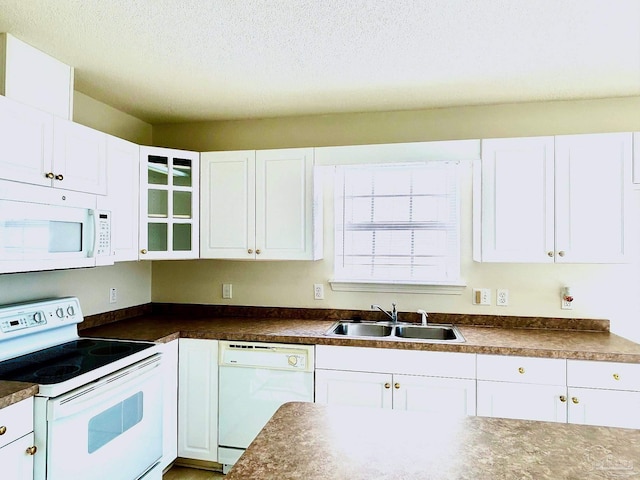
[87,209,97,258]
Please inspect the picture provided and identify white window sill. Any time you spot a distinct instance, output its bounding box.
[329,280,467,295]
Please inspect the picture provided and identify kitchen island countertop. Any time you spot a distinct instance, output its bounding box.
[226,401,640,479]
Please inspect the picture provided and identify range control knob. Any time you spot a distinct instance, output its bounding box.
[67,305,75,316]
[287,355,298,367]
[33,311,43,324]
[55,307,64,319]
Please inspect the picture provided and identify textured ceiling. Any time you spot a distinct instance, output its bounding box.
[0,0,639,124]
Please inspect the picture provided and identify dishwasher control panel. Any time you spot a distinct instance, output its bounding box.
[219,341,314,372]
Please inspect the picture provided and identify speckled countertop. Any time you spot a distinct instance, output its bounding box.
[2,305,640,410]
[78,312,640,363]
[226,402,640,480]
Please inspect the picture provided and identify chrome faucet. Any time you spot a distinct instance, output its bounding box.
[371,303,398,324]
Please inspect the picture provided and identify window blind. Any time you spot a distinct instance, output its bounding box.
[334,162,460,284]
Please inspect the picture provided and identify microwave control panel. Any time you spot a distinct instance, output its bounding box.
[95,210,111,257]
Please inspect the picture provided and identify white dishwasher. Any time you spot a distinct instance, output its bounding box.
[218,341,315,471]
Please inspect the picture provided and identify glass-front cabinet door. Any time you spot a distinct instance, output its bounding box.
[139,146,199,259]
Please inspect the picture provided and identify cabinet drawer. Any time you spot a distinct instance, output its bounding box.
[477,355,565,385]
[567,360,640,391]
[0,397,33,449]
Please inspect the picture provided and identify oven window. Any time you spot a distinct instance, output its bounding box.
[88,392,144,453]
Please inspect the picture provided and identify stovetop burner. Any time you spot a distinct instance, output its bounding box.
[0,338,154,384]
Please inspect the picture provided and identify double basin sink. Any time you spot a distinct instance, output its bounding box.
[325,321,465,343]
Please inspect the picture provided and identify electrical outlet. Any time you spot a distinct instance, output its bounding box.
[496,289,509,306]
[472,288,491,306]
[222,283,233,299]
[109,287,117,304]
[561,298,573,310]
[314,284,324,300]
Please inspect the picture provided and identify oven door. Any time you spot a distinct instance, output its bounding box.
[40,355,162,480]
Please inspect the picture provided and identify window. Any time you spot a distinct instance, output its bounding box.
[334,162,461,285]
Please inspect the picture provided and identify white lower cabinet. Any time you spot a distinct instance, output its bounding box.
[315,345,476,416]
[0,397,35,480]
[476,354,567,423]
[0,432,35,480]
[178,339,218,461]
[567,359,640,429]
[477,381,567,422]
[159,340,179,470]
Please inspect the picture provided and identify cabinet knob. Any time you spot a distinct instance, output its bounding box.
[248,249,253,254]
[571,397,579,404]
[559,395,567,403]
[394,382,400,389]
[45,172,55,179]
[54,174,64,181]
[518,367,525,374]
[558,251,565,257]
[613,373,620,381]
[547,251,554,257]
[384,382,391,389]
[0,425,6,435]
[140,249,148,254]
[26,445,37,456]
[256,249,262,255]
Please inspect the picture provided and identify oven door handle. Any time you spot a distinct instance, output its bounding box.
[47,355,161,421]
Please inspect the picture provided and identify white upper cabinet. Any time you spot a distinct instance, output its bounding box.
[0,95,107,195]
[554,133,631,263]
[0,33,74,120]
[97,135,140,262]
[634,132,639,183]
[0,94,53,187]
[139,146,200,260]
[477,136,555,263]
[475,133,632,263]
[52,117,107,195]
[201,150,255,259]
[201,147,321,260]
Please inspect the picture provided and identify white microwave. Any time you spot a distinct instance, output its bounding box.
[0,180,113,274]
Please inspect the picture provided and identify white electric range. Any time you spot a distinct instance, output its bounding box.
[0,297,163,480]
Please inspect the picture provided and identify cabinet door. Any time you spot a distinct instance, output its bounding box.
[52,117,107,195]
[255,148,315,260]
[178,339,218,461]
[479,137,555,262]
[567,387,640,429]
[393,374,476,416]
[634,132,640,184]
[477,380,567,423]
[0,94,53,187]
[140,146,199,259]
[0,433,35,480]
[315,369,393,409]
[159,340,179,470]
[555,133,632,263]
[97,135,139,262]
[200,151,256,259]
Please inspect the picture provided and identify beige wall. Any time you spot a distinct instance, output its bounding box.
[0,91,153,315]
[153,96,640,151]
[73,91,153,145]
[151,96,640,343]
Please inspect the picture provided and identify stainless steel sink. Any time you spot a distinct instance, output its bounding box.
[325,321,465,343]
[327,322,393,337]
[394,324,463,341]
